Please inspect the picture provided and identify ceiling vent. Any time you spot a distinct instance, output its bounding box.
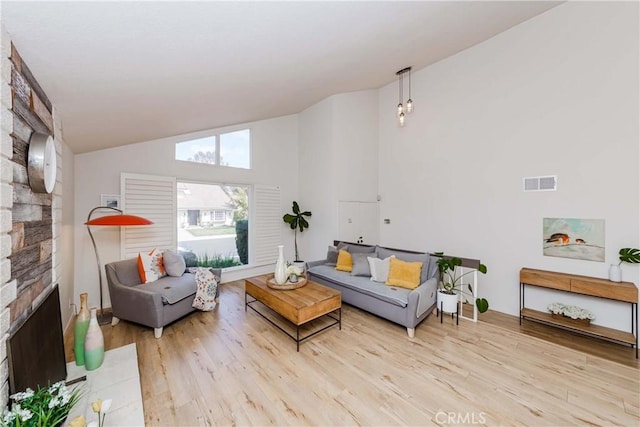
[523,175,557,192]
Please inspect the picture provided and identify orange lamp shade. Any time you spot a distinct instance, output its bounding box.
[85,214,153,226]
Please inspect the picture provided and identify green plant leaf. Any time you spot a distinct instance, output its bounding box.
[478,263,487,274]
[619,247,640,264]
[299,216,309,231]
[283,213,296,225]
[292,201,300,214]
[467,283,473,294]
[476,298,489,313]
[300,211,312,217]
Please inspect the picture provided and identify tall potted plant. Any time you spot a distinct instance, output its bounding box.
[282,201,312,265]
[436,255,489,314]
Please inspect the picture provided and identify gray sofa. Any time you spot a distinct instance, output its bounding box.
[307,242,439,337]
[105,258,221,338]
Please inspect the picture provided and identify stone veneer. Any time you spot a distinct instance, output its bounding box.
[0,24,63,407]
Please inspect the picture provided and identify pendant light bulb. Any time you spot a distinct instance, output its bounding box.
[398,112,406,127]
[406,99,413,114]
[397,103,404,116]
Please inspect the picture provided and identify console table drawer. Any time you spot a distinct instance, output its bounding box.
[571,279,638,303]
[520,269,570,291]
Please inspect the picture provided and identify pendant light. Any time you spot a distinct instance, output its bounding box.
[395,66,413,127]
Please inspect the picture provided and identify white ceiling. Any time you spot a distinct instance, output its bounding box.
[1,1,561,154]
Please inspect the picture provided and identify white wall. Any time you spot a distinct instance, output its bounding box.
[74,115,299,309]
[377,2,639,330]
[298,90,379,261]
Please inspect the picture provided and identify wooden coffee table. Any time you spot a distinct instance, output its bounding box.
[244,275,341,351]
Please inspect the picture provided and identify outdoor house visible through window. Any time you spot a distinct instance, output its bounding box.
[175,129,251,169]
[177,182,249,269]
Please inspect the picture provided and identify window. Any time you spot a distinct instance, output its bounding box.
[177,182,249,268]
[175,129,251,169]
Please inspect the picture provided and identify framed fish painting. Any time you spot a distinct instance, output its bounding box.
[543,218,605,262]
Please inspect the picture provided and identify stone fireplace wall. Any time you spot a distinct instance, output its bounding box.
[0,30,61,406]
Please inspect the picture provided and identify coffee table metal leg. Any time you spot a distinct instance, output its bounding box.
[296,326,300,352]
[339,307,342,330]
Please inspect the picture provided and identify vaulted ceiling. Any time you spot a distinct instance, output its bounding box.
[1,1,561,153]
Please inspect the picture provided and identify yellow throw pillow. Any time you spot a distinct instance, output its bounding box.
[386,257,422,290]
[335,249,353,272]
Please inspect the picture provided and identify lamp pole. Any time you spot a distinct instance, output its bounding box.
[86,206,122,325]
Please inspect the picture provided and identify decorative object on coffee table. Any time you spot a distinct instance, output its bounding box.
[85,206,153,325]
[267,273,308,290]
[74,293,90,366]
[274,245,287,285]
[84,308,105,371]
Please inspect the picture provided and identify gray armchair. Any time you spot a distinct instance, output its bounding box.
[105,258,221,338]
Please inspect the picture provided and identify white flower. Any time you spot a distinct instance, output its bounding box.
[10,388,34,401]
[13,405,33,422]
[286,265,302,277]
[48,396,60,409]
[100,399,112,413]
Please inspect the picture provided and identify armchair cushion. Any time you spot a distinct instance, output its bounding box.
[133,273,197,304]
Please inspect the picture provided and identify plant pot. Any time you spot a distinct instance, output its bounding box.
[437,290,459,314]
[292,260,306,273]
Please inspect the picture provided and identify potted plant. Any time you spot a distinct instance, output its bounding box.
[282,201,311,268]
[435,254,489,314]
[609,247,640,282]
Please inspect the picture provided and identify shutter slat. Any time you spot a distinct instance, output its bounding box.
[253,185,281,266]
[121,174,177,258]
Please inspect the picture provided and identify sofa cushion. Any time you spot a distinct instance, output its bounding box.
[137,249,166,283]
[386,257,422,290]
[345,244,376,255]
[377,247,430,284]
[163,249,187,277]
[326,246,339,266]
[351,253,371,277]
[335,249,353,272]
[133,273,197,304]
[308,265,410,308]
[367,255,395,283]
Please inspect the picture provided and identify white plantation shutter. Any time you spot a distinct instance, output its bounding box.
[252,185,282,266]
[121,173,177,259]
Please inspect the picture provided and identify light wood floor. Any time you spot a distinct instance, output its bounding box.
[65,281,640,426]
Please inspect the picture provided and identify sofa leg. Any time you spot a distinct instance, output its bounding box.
[154,327,163,339]
[111,316,120,327]
[407,327,415,338]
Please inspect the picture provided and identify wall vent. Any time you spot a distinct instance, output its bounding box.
[522,175,557,192]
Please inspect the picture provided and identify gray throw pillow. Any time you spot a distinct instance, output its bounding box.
[351,253,372,277]
[346,244,376,255]
[376,247,430,284]
[326,246,339,266]
[163,249,186,277]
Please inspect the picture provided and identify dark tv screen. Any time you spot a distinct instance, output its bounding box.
[7,285,67,394]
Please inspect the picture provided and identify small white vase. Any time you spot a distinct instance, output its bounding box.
[608,264,622,282]
[275,245,287,285]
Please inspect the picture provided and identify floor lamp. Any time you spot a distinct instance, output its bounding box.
[85,206,153,325]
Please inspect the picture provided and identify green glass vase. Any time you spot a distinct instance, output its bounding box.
[73,293,90,366]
